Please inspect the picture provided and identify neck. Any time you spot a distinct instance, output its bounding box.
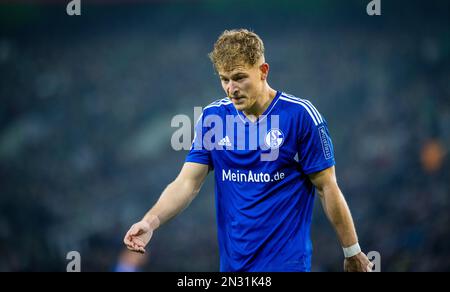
[243,86,277,119]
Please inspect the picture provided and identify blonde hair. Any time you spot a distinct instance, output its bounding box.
[208,29,265,72]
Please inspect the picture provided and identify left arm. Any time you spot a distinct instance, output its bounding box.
[309,166,373,272]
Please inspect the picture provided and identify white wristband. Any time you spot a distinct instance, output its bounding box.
[343,243,361,258]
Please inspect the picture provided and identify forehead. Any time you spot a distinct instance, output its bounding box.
[218,63,256,77]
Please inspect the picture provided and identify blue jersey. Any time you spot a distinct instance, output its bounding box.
[186,91,335,272]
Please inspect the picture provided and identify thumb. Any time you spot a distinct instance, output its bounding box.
[129,223,143,236]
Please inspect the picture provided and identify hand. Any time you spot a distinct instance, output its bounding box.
[123,221,153,254]
[344,252,374,272]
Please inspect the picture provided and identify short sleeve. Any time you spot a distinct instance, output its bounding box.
[297,106,336,175]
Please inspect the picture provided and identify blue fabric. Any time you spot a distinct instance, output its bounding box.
[186,91,335,271]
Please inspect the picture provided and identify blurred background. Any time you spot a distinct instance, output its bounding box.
[0,0,449,272]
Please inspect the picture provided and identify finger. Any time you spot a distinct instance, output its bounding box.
[131,242,140,250]
[125,240,138,250]
[125,244,138,252]
[126,246,136,252]
[127,241,144,253]
[124,239,134,248]
[132,239,144,249]
[128,244,145,254]
[125,236,139,249]
[124,234,133,246]
[130,248,142,253]
[134,242,146,253]
[124,227,136,242]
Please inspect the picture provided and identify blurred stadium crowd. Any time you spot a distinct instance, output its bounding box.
[0,1,449,271]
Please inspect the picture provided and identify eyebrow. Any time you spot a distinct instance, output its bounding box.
[220,72,248,79]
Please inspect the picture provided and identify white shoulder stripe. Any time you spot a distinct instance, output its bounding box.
[281,94,323,124]
[210,97,231,105]
[204,100,232,110]
[302,99,323,123]
[281,94,322,123]
[280,94,321,125]
[279,96,319,126]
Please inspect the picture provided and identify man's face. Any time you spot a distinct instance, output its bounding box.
[218,63,264,112]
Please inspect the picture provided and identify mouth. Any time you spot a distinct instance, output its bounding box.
[230,96,245,102]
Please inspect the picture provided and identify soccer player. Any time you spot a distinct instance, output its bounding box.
[124,29,373,272]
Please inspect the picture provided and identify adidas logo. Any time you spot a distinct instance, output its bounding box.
[218,136,232,147]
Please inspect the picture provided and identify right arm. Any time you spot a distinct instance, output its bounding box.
[123,162,209,253]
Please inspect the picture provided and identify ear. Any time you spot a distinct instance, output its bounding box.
[260,63,269,80]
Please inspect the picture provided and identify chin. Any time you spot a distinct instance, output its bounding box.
[233,103,247,111]
[231,99,247,110]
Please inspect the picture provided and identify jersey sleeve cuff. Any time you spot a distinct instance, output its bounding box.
[185,157,212,167]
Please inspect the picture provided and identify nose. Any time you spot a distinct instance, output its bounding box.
[227,81,239,97]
